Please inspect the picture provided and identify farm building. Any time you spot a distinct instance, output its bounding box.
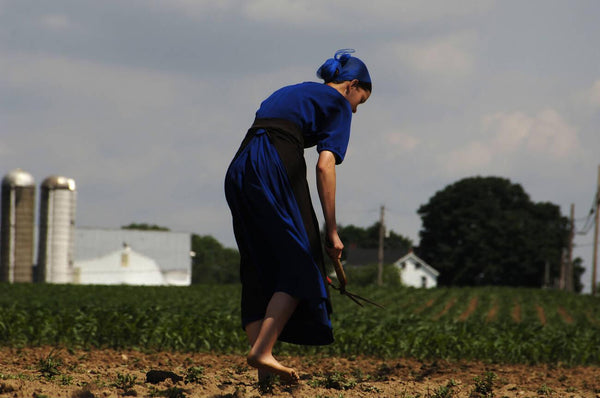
[0,169,36,283]
[394,250,439,288]
[73,227,192,286]
[37,175,77,284]
[1,170,192,285]
[74,244,167,285]
[343,247,406,267]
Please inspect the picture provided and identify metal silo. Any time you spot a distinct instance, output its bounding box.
[1,169,36,283]
[37,176,77,283]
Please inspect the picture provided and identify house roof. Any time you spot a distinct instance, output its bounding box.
[344,248,407,266]
[394,251,440,277]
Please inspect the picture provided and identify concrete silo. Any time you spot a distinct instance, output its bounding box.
[37,176,77,283]
[1,169,36,283]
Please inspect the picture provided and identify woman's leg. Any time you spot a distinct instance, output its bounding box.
[245,291,299,382]
[244,320,272,381]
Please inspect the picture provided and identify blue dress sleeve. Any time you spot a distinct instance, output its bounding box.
[314,97,352,164]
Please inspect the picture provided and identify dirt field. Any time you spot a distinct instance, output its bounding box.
[0,347,598,397]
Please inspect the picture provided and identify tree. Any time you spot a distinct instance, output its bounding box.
[121,223,170,231]
[417,176,570,287]
[335,222,413,265]
[337,222,413,251]
[191,234,239,284]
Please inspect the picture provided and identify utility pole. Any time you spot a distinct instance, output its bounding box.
[377,205,385,286]
[559,250,566,290]
[592,165,600,296]
[543,260,550,289]
[566,203,575,292]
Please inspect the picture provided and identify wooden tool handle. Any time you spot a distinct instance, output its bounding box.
[333,258,347,288]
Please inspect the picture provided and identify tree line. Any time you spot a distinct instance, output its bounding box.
[126,176,585,291]
[187,223,414,285]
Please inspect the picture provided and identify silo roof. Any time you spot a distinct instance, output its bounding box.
[2,169,35,187]
[41,176,76,190]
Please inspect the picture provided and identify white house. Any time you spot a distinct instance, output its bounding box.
[394,251,439,288]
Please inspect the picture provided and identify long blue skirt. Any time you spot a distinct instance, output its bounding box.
[224,127,333,345]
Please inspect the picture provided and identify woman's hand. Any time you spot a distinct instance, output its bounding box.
[325,229,344,261]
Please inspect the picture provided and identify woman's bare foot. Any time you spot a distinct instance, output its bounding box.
[247,352,299,383]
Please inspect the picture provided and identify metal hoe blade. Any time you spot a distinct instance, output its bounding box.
[329,282,385,309]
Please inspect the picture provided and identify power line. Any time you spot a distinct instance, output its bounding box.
[576,189,598,235]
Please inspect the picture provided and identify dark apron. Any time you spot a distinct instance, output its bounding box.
[235,117,330,295]
[231,118,333,345]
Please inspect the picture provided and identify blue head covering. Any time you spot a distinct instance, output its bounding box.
[316,49,371,87]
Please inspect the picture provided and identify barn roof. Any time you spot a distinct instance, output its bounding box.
[74,227,191,272]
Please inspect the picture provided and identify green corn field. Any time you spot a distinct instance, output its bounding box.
[1,283,599,365]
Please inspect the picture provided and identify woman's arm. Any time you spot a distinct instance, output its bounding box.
[316,150,344,260]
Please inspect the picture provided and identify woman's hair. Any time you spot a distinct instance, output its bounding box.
[317,49,372,92]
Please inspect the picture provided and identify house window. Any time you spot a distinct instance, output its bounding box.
[421,276,427,288]
[401,261,406,269]
[415,262,421,269]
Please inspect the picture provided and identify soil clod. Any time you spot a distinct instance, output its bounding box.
[146,370,183,384]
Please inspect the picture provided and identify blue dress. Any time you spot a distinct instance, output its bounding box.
[224,82,352,345]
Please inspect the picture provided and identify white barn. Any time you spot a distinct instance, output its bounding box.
[74,244,167,285]
[394,251,439,288]
[73,228,191,286]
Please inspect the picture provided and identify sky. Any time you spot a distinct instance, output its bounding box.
[1,0,599,292]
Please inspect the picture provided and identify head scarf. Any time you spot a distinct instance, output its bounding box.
[316,49,371,86]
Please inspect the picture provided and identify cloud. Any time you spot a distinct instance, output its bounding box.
[0,49,312,202]
[442,141,493,174]
[39,14,71,30]
[244,0,330,26]
[402,31,477,78]
[374,30,479,96]
[485,109,579,158]
[589,79,600,107]
[2,53,183,112]
[385,131,420,152]
[145,0,237,19]
[0,141,10,157]
[441,109,580,175]
[486,112,533,152]
[153,0,494,28]
[1,51,214,179]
